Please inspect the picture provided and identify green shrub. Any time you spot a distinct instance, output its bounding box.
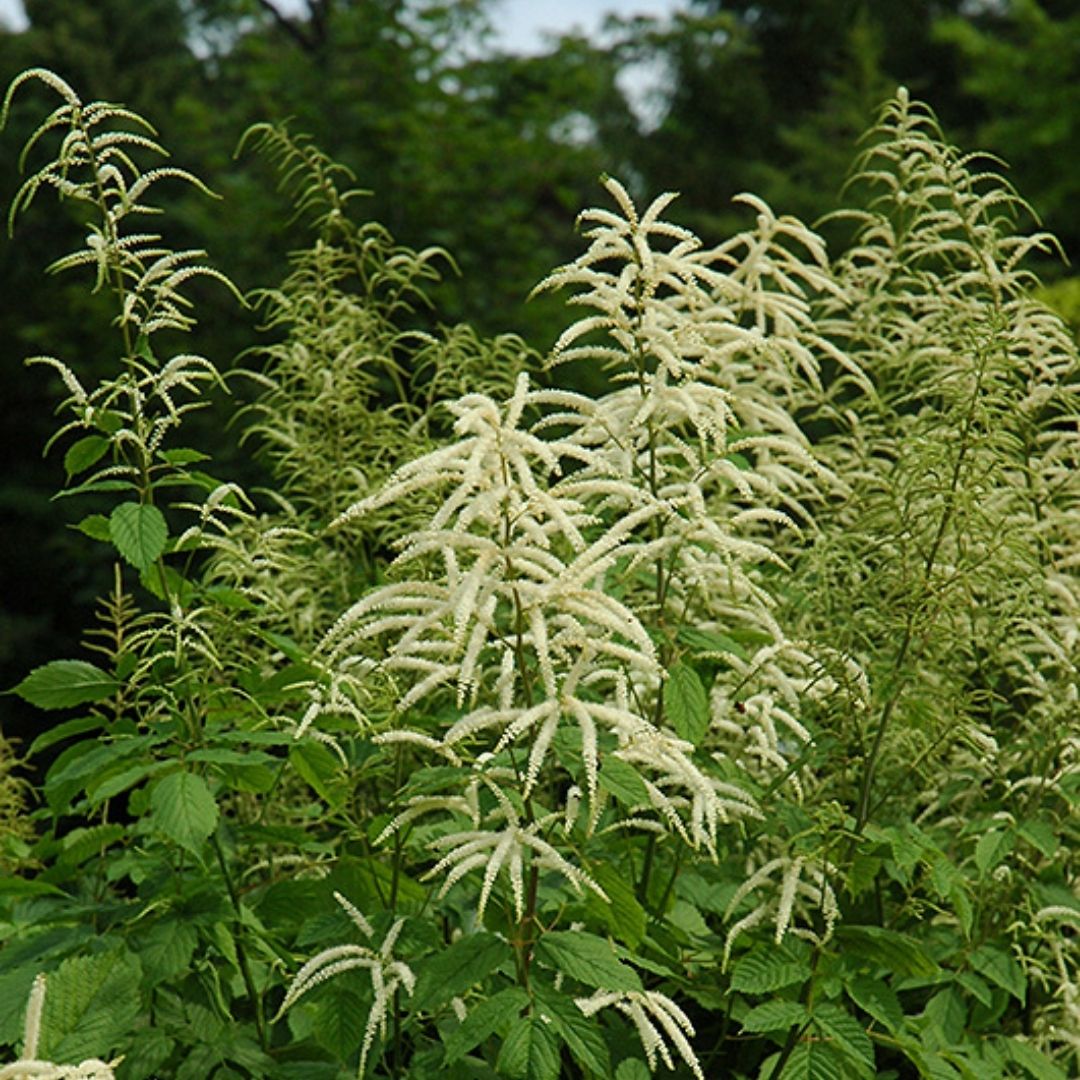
[1,71,1077,1080]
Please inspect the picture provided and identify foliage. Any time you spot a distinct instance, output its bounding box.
[2,66,1079,1080]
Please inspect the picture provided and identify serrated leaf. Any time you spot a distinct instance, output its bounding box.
[834,926,939,978]
[412,933,511,1011]
[496,1015,560,1080]
[730,944,808,994]
[676,626,747,660]
[0,966,41,1044]
[974,829,1012,876]
[57,824,126,869]
[599,756,650,808]
[71,513,112,542]
[290,742,347,809]
[88,760,169,806]
[533,981,612,1076]
[138,921,198,987]
[150,770,219,855]
[587,863,647,949]
[969,945,1026,1004]
[664,662,709,743]
[63,435,110,479]
[813,1003,875,1073]
[444,987,528,1063]
[158,447,211,466]
[13,660,119,710]
[109,501,167,571]
[955,970,992,1008]
[615,1061,651,1080]
[776,1040,848,1080]
[312,980,366,1061]
[54,478,136,499]
[923,987,966,1046]
[139,563,194,604]
[38,948,141,1063]
[741,1000,808,1032]
[1017,819,1057,859]
[1001,1036,1068,1080]
[535,930,641,992]
[845,975,903,1033]
[28,714,104,756]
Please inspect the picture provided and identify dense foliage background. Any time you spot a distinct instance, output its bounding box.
[3,0,1080,740]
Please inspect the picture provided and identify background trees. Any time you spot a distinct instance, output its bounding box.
[3,0,1078,740]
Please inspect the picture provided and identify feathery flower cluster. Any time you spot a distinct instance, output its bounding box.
[275,892,415,1078]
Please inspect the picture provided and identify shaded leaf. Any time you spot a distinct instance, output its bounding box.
[845,975,903,1034]
[969,945,1025,1004]
[443,987,528,1063]
[412,934,511,1011]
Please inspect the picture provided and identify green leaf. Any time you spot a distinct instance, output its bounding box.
[137,922,198,987]
[923,987,966,1046]
[38,948,141,1063]
[56,824,126,869]
[496,1016,560,1080]
[599,757,650,808]
[54,478,136,499]
[775,1040,848,1080]
[533,981,612,1076]
[1001,1036,1068,1080]
[87,760,170,806]
[845,975,903,1034]
[535,930,641,992]
[730,944,809,994]
[955,970,992,1008]
[290,742,347,809]
[13,660,119,710]
[139,563,194,604]
[833,926,939,978]
[812,1003,875,1075]
[974,829,1012,876]
[663,662,709,743]
[63,435,110,480]
[312,980,366,1062]
[109,501,168,571]
[615,1061,651,1080]
[71,513,112,542]
[28,714,104,756]
[158,447,211,466]
[150,770,219,855]
[586,863,647,949]
[0,966,40,1044]
[443,987,528,1063]
[1017,819,1057,860]
[969,945,1026,1004]
[0,878,67,898]
[412,933,511,1011]
[676,626,747,660]
[741,1000,809,1032]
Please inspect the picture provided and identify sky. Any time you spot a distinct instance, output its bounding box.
[0,0,688,50]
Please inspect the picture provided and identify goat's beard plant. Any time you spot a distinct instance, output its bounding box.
[2,68,1078,1080]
